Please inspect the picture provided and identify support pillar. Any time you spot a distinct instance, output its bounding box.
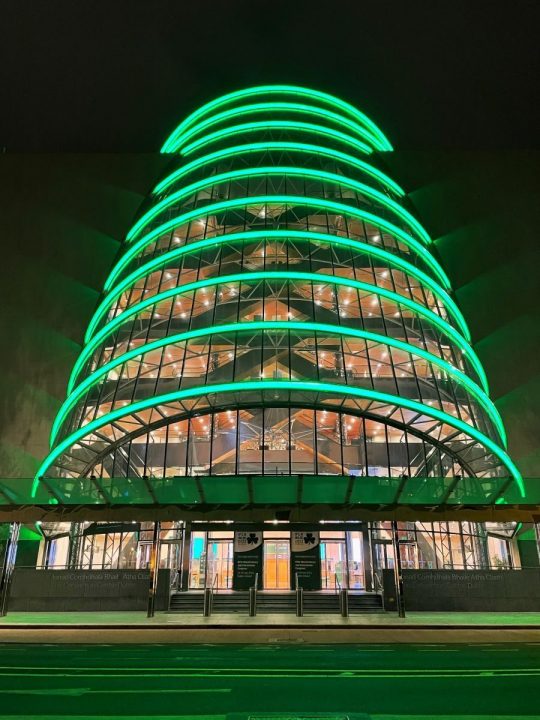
[0,522,21,617]
[362,523,374,592]
[391,520,405,618]
[147,521,161,617]
[180,521,191,591]
[535,522,540,566]
[68,522,82,569]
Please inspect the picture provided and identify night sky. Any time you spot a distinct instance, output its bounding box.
[0,1,539,479]
[1,0,539,152]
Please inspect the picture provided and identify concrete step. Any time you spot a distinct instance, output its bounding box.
[168,591,383,614]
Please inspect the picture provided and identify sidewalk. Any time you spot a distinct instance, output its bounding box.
[1,611,540,643]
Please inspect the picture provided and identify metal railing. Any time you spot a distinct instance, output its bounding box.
[203,573,218,617]
[249,572,258,616]
[295,572,304,616]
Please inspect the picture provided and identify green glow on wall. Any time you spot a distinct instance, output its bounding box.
[78,271,486,395]
[105,195,450,292]
[128,166,430,245]
[180,120,374,157]
[36,380,523,496]
[161,84,393,153]
[51,320,505,449]
[153,141,405,196]
[166,101,387,154]
[86,229,469,346]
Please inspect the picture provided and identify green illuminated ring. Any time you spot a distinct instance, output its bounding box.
[77,271,487,396]
[128,166,430,245]
[88,230,469,347]
[180,120,374,158]
[154,141,405,197]
[51,321,505,450]
[168,101,384,154]
[161,84,392,152]
[36,381,523,496]
[105,195,450,293]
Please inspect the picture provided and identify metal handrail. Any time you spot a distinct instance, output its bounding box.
[251,572,259,591]
[212,572,219,594]
[295,572,299,591]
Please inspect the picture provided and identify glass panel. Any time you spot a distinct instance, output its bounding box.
[263,540,290,589]
[320,541,347,589]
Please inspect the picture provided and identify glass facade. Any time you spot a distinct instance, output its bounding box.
[35,520,521,589]
[36,84,520,496]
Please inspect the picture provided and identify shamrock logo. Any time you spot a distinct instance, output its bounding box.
[246,533,259,545]
[304,533,316,545]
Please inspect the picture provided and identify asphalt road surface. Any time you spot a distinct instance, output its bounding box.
[0,642,538,719]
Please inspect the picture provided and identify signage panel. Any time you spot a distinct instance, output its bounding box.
[290,530,321,590]
[233,531,263,590]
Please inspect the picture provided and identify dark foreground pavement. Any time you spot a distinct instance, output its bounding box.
[0,643,539,719]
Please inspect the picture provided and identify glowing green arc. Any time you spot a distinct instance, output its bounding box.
[180,120,374,158]
[35,381,523,496]
[104,196,450,293]
[128,166,430,245]
[78,271,487,395]
[153,142,405,196]
[161,84,392,152]
[85,229,469,348]
[168,101,384,153]
[51,321,505,450]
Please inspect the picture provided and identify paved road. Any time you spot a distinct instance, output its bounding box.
[0,642,539,718]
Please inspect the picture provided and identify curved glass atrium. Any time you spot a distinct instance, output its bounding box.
[36,85,522,503]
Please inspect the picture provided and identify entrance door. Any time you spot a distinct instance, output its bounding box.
[207,540,233,589]
[264,540,290,589]
[320,541,347,589]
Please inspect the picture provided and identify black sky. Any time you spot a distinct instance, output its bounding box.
[1,0,539,152]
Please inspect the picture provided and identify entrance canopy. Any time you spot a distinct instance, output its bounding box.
[0,475,539,523]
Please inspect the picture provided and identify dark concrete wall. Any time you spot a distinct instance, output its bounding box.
[383,568,540,612]
[9,568,171,612]
[0,150,538,479]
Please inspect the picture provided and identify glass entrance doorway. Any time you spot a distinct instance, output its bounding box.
[320,541,347,589]
[264,540,290,589]
[207,540,233,589]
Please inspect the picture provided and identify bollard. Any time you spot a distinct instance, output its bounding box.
[203,587,213,617]
[248,586,257,616]
[340,588,349,617]
[296,586,304,617]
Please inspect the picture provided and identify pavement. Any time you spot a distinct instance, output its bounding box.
[0,642,539,718]
[1,612,540,644]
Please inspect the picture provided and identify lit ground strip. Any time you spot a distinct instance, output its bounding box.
[79,271,484,395]
[161,84,393,152]
[180,120,374,157]
[153,141,405,196]
[36,380,523,495]
[87,229,468,345]
[51,321,505,449]
[168,101,386,154]
[105,195,450,292]
[128,166,430,245]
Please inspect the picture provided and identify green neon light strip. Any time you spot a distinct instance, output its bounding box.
[36,381,523,497]
[161,84,392,153]
[78,271,486,397]
[105,196,450,293]
[180,120,374,158]
[167,101,384,154]
[153,142,405,197]
[51,321,505,450]
[88,230,469,348]
[128,166,430,246]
